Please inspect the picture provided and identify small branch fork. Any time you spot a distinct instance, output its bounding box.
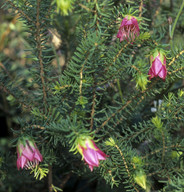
[36,0,47,104]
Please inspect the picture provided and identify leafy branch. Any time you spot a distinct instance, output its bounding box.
[36,0,47,104]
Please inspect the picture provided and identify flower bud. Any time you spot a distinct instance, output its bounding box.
[56,0,73,15]
[168,17,172,25]
[135,73,149,91]
[134,170,147,190]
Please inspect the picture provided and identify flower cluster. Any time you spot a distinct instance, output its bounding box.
[117,15,167,82]
[76,137,108,171]
[17,137,43,170]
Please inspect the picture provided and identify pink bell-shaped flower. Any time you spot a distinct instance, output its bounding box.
[17,137,43,170]
[77,137,108,171]
[117,15,140,42]
[148,50,167,80]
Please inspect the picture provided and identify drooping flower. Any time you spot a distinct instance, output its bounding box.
[77,137,108,171]
[117,15,140,42]
[148,50,167,80]
[17,137,43,170]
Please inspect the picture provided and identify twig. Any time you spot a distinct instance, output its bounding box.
[131,65,141,74]
[24,125,45,130]
[106,42,131,71]
[90,76,96,130]
[125,127,151,142]
[5,0,35,24]
[79,3,95,12]
[168,50,184,67]
[142,144,182,159]
[116,79,124,104]
[90,84,96,130]
[115,144,139,192]
[167,50,184,74]
[48,165,53,192]
[36,0,47,104]
[139,0,144,18]
[79,53,90,95]
[161,130,166,162]
[168,66,184,74]
[79,64,84,95]
[60,173,72,189]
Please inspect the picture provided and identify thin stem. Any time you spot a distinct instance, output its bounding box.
[161,130,165,162]
[169,24,172,39]
[115,144,139,192]
[139,0,144,18]
[106,42,131,71]
[6,1,35,24]
[168,50,184,67]
[171,0,184,39]
[117,79,124,104]
[48,165,53,192]
[90,82,96,130]
[79,53,89,95]
[36,0,47,104]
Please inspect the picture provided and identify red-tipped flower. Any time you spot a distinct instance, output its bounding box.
[77,137,108,171]
[148,50,167,80]
[17,137,43,170]
[117,15,140,42]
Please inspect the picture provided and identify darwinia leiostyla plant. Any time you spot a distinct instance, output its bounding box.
[17,137,43,170]
[72,135,108,171]
[148,49,167,80]
[117,15,140,42]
